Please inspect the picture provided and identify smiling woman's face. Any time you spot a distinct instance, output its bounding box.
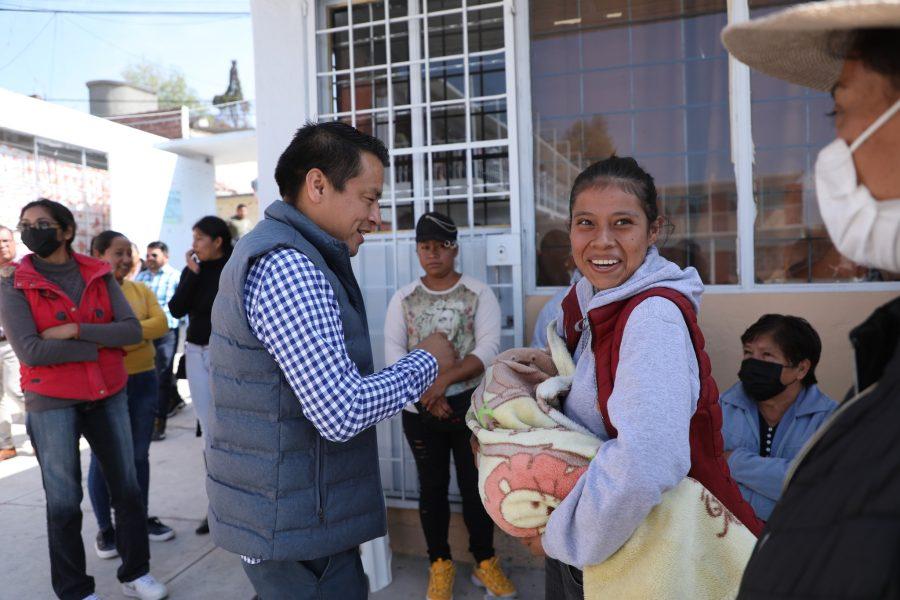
[96,236,132,283]
[569,184,659,291]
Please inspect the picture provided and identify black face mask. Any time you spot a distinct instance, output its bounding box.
[738,358,787,403]
[21,228,63,258]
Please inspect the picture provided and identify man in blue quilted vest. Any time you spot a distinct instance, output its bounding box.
[207,121,455,599]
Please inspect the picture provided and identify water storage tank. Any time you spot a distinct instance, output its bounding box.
[86,80,159,117]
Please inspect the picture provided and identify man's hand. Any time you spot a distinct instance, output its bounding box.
[40,323,79,340]
[420,377,452,419]
[426,396,453,419]
[420,377,448,410]
[520,535,546,557]
[415,332,455,373]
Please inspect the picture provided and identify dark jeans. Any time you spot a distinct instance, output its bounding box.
[545,557,584,600]
[402,408,495,564]
[88,370,158,529]
[241,547,367,600]
[26,391,150,600]
[153,328,179,419]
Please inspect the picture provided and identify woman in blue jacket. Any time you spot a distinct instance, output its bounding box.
[720,314,837,520]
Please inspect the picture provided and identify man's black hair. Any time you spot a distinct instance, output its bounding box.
[741,314,822,386]
[274,121,390,203]
[147,241,169,255]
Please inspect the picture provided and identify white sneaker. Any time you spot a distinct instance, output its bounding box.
[121,574,168,600]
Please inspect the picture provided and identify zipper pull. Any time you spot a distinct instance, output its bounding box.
[574,316,589,333]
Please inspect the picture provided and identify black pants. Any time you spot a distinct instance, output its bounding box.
[241,547,367,600]
[402,408,494,564]
[153,328,178,420]
[545,557,584,600]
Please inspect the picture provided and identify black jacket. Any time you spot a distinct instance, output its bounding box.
[737,297,900,599]
[168,256,228,346]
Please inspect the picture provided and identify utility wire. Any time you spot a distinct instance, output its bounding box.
[61,16,232,92]
[0,7,250,16]
[62,15,147,60]
[43,97,254,105]
[73,13,246,26]
[0,14,54,73]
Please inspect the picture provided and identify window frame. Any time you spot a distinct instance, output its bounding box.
[0,126,111,255]
[312,0,516,230]
[518,0,900,295]
[307,0,527,506]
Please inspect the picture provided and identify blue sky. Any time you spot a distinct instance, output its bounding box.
[0,1,255,113]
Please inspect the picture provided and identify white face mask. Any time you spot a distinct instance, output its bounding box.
[814,98,900,272]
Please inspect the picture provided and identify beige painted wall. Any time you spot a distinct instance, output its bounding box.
[525,290,897,401]
[215,193,259,224]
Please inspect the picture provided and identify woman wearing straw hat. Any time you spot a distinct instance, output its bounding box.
[722,2,900,597]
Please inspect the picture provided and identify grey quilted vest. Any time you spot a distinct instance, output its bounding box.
[206,200,386,561]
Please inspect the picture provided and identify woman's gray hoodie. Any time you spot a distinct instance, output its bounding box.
[543,247,703,568]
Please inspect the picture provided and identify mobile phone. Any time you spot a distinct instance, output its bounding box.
[191,253,200,265]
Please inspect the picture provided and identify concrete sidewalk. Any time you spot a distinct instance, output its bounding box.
[0,390,544,599]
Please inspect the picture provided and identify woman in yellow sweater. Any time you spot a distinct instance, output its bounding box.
[89,230,175,560]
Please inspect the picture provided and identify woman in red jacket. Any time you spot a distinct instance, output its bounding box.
[0,199,167,600]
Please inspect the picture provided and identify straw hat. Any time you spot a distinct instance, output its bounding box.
[721,0,900,91]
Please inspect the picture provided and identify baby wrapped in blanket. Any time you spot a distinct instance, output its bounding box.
[467,325,756,600]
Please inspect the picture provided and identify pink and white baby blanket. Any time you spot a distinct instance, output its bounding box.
[467,328,756,599]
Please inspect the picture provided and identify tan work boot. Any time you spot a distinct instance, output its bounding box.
[0,448,16,461]
[427,558,455,600]
[471,556,517,598]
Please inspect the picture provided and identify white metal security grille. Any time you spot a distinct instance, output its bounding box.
[310,0,523,504]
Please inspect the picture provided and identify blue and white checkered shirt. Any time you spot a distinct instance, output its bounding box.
[243,247,438,444]
[239,247,437,565]
[135,263,181,329]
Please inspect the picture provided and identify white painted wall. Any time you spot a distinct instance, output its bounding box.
[0,88,215,270]
[110,149,217,270]
[250,0,311,209]
[215,161,258,195]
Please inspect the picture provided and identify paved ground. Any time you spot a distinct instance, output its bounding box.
[0,384,543,599]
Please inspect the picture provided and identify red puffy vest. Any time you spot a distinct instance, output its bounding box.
[14,253,127,401]
[561,286,764,536]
